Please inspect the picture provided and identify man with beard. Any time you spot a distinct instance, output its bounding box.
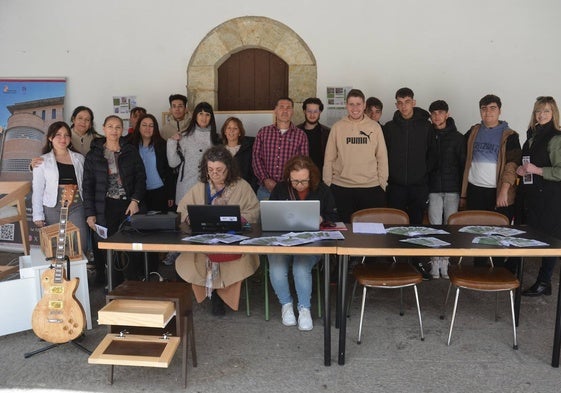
[297,97,330,174]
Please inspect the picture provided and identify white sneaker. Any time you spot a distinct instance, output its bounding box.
[281,303,296,326]
[429,258,440,279]
[298,307,313,331]
[440,257,449,279]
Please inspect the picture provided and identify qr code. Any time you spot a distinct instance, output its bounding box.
[0,224,15,241]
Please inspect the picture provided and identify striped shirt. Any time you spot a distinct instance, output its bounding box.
[252,123,309,184]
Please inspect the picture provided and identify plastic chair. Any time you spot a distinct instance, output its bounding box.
[349,208,424,344]
[441,210,520,349]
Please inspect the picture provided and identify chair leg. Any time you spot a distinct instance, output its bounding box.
[357,286,368,344]
[440,282,453,320]
[399,287,404,316]
[245,279,250,317]
[413,285,424,341]
[447,287,461,345]
[346,279,357,318]
[509,290,519,350]
[495,292,499,322]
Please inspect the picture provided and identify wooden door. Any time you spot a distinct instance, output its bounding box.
[218,48,288,110]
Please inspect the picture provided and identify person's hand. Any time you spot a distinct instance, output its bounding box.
[87,216,96,230]
[496,185,510,208]
[171,133,181,141]
[459,198,467,210]
[264,178,276,192]
[516,165,526,177]
[524,162,543,176]
[29,157,44,171]
[34,220,44,228]
[125,200,139,216]
[167,199,174,208]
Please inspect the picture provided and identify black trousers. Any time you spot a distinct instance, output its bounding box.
[330,184,386,223]
[387,183,429,225]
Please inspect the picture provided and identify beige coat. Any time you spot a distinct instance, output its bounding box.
[175,179,259,309]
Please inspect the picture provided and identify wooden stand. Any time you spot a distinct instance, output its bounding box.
[39,221,82,261]
[89,281,197,388]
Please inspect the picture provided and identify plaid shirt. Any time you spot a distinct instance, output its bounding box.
[252,123,309,184]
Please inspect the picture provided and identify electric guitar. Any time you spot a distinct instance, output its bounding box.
[31,184,86,344]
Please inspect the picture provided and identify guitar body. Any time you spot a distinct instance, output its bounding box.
[31,184,86,344]
[31,267,86,343]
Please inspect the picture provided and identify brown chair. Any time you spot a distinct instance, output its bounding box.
[442,210,519,349]
[0,181,31,255]
[350,208,424,344]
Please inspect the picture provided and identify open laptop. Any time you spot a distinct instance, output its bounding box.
[187,205,242,234]
[260,200,320,232]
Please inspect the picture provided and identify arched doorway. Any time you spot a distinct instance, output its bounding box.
[187,16,317,121]
[218,48,288,110]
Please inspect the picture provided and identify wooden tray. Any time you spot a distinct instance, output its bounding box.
[88,333,180,368]
[98,299,175,328]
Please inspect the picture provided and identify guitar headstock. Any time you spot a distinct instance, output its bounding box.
[60,185,77,208]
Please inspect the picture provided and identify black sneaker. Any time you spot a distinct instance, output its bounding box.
[412,261,432,281]
[211,294,226,316]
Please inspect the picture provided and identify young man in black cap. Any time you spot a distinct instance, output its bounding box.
[427,100,466,279]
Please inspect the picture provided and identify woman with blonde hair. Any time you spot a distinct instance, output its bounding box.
[517,96,561,296]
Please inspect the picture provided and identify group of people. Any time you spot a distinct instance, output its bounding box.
[30,89,561,335]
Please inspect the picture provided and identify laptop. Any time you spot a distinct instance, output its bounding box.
[260,200,320,232]
[187,205,242,234]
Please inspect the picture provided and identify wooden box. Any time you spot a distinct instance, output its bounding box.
[98,299,175,328]
[39,221,82,261]
[89,333,180,368]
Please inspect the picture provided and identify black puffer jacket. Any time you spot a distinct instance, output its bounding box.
[428,117,466,193]
[83,137,146,226]
[383,107,433,186]
[232,136,258,191]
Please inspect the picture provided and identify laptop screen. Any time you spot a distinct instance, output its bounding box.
[187,205,242,234]
[260,200,320,232]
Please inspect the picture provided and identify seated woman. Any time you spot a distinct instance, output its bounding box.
[176,145,260,315]
[267,155,337,331]
[32,121,88,254]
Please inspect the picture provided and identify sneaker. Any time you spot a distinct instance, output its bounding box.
[281,303,296,326]
[429,258,440,279]
[162,251,180,266]
[298,307,313,331]
[412,261,432,281]
[440,257,449,279]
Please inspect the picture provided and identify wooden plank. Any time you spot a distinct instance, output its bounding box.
[98,299,175,328]
[0,265,18,280]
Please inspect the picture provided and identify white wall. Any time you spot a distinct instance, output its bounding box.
[1,0,560,137]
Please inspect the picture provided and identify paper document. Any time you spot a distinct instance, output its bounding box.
[352,222,386,234]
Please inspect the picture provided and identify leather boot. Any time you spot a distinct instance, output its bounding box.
[522,280,552,297]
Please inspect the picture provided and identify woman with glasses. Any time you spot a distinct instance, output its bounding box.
[517,96,561,296]
[32,121,88,253]
[175,145,259,315]
[267,155,337,330]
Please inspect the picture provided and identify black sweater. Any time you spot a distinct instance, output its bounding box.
[428,117,466,193]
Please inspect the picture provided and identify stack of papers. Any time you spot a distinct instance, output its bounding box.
[459,226,525,236]
[472,235,549,247]
[240,231,345,246]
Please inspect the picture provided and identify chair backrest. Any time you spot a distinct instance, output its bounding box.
[351,208,410,225]
[447,210,509,226]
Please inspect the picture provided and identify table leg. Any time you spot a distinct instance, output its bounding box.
[338,254,348,365]
[144,252,149,281]
[552,264,561,367]
[336,256,343,329]
[514,257,524,326]
[323,253,331,366]
[107,249,113,292]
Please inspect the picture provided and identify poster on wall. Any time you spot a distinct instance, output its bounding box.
[325,86,352,127]
[113,95,137,134]
[0,77,67,252]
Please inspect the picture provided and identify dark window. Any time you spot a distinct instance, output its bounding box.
[41,110,46,120]
[51,109,56,119]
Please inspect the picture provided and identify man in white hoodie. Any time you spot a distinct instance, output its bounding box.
[323,89,389,222]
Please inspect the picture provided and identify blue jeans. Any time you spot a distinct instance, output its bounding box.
[267,254,320,309]
[428,192,460,225]
[257,185,271,201]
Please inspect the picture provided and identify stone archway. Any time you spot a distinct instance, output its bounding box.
[187,16,317,123]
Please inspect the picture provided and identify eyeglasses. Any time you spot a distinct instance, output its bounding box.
[290,179,310,186]
[537,96,555,102]
[208,167,227,175]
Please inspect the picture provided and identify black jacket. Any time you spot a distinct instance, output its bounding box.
[296,122,331,173]
[232,136,258,191]
[270,181,338,223]
[83,137,146,226]
[383,107,432,186]
[428,117,466,193]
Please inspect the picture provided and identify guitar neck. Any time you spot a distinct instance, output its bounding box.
[54,204,69,283]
